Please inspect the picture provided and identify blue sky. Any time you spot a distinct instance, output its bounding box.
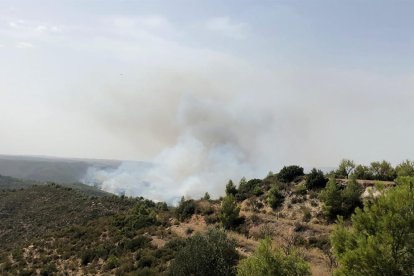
[0,1,413,170]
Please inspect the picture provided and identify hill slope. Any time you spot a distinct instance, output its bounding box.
[0,183,134,253]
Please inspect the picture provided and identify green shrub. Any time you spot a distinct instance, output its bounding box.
[123,236,151,250]
[331,176,414,275]
[319,177,363,220]
[319,178,342,220]
[237,178,262,200]
[267,187,284,209]
[137,253,156,269]
[237,238,310,276]
[305,168,327,189]
[340,177,364,217]
[169,229,239,276]
[369,160,396,181]
[175,198,196,221]
[105,255,120,269]
[277,165,304,183]
[203,192,211,200]
[225,180,238,196]
[219,195,242,229]
[396,160,414,177]
[293,183,307,195]
[353,164,373,180]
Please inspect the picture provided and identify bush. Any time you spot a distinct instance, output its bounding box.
[302,207,312,222]
[237,179,262,200]
[331,177,414,275]
[105,255,120,269]
[203,192,210,200]
[340,177,364,217]
[353,164,373,180]
[396,160,414,177]
[137,253,156,269]
[168,229,239,276]
[319,178,342,220]
[305,168,327,190]
[369,160,396,181]
[319,177,363,220]
[267,187,284,209]
[237,238,310,276]
[175,198,196,221]
[225,180,238,196]
[219,195,241,229]
[335,159,355,178]
[278,165,304,183]
[293,183,307,195]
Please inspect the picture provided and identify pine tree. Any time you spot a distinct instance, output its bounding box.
[331,176,414,275]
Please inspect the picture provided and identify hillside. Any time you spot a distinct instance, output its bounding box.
[0,161,412,275]
[0,183,133,253]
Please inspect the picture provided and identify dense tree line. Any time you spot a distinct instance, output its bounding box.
[334,159,414,181]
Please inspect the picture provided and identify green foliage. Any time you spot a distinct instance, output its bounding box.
[225,180,238,196]
[396,160,414,177]
[267,187,284,209]
[293,183,307,195]
[252,186,263,196]
[203,192,211,200]
[319,177,364,220]
[319,178,343,220]
[305,168,327,189]
[331,177,414,275]
[340,176,364,217]
[219,195,241,229]
[175,198,196,221]
[335,159,355,178]
[0,184,135,253]
[114,199,157,233]
[278,165,304,183]
[169,229,239,276]
[237,238,310,276]
[105,255,120,269]
[352,164,373,180]
[237,178,262,200]
[369,160,396,181]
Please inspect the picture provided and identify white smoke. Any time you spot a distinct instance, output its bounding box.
[83,94,280,203]
[74,16,414,203]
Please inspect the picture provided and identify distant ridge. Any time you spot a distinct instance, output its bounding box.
[0,154,121,184]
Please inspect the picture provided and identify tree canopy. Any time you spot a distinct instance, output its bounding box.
[237,238,310,276]
[219,194,241,229]
[331,176,414,275]
[277,165,304,183]
[305,168,327,190]
[169,229,239,276]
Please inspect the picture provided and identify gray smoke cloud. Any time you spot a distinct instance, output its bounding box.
[82,85,307,203]
[75,48,315,203]
[2,7,414,203]
[79,62,414,203]
[73,29,414,203]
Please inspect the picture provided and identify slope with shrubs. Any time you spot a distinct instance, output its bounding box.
[1,159,413,275]
[0,183,134,252]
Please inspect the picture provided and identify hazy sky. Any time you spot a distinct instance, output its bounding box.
[1,0,414,168]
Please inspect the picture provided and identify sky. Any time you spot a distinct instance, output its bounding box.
[1,0,414,171]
